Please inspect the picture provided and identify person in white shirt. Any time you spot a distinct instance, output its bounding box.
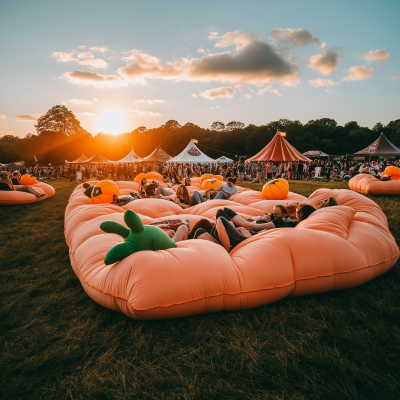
[359,163,370,174]
[369,161,380,176]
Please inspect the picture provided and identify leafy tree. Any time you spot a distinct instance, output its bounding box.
[35,105,88,136]
[372,122,383,132]
[211,121,226,131]
[161,120,181,131]
[135,126,147,135]
[226,121,245,131]
[344,121,360,131]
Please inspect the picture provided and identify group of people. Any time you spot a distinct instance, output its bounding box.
[0,171,45,197]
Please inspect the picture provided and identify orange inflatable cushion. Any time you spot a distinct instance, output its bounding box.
[20,175,37,185]
[349,174,400,196]
[201,179,223,190]
[0,182,55,206]
[262,179,289,200]
[65,182,398,320]
[384,166,400,180]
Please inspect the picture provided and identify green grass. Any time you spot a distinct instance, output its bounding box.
[1,180,400,400]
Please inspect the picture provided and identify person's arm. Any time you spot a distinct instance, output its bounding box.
[218,186,233,197]
[175,197,191,209]
[7,178,15,191]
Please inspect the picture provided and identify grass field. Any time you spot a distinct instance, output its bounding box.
[1,180,400,400]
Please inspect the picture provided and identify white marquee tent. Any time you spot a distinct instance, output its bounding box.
[216,156,234,162]
[168,140,216,164]
[115,146,142,163]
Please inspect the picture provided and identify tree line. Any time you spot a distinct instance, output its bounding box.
[0,105,399,164]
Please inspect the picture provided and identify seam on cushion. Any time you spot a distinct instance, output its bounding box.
[66,229,399,311]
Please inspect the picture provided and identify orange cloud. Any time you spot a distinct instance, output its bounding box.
[15,114,42,121]
[342,66,375,81]
[270,28,319,47]
[308,43,341,75]
[0,114,7,119]
[199,86,236,100]
[64,71,127,88]
[362,49,389,61]
[309,78,339,88]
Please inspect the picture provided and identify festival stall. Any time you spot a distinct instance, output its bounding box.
[215,156,234,163]
[65,154,89,164]
[303,150,329,160]
[168,140,216,164]
[82,154,114,164]
[247,131,311,162]
[142,145,172,162]
[115,146,142,163]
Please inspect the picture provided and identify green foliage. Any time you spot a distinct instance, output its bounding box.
[1,104,400,164]
[0,180,399,399]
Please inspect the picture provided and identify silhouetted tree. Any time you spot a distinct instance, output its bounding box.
[211,121,226,131]
[226,121,245,131]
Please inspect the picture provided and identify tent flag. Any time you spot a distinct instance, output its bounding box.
[247,131,311,162]
[168,140,216,163]
[192,139,198,143]
[354,132,400,155]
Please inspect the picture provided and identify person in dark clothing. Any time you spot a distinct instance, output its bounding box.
[297,162,304,181]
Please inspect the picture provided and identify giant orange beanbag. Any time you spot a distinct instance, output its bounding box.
[0,182,55,206]
[349,173,400,195]
[384,166,400,180]
[202,179,223,190]
[65,182,399,320]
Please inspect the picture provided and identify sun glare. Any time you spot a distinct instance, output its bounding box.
[96,110,125,135]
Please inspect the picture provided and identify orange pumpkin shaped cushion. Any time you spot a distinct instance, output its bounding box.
[134,173,147,184]
[200,174,212,184]
[202,179,223,190]
[20,175,37,185]
[91,180,120,204]
[384,166,400,180]
[262,179,289,200]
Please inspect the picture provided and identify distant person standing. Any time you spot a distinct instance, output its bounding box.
[324,162,333,182]
[297,161,304,181]
[237,160,245,183]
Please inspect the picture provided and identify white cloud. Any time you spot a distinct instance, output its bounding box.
[362,49,389,61]
[0,130,14,133]
[78,112,99,117]
[77,51,94,59]
[52,51,75,62]
[269,28,319,47]
[93,97,99,102]
[0,114,7,119]
[78,45,86,49]
[199,86,236,100]
[15,114,42,121]
[245,94,252,99]
[235,84,252,92]
[209,31,220,40]
[309,78,339,88]
[77,52,109,69]
[342,66,375,81]
[308,43,341,75]
[132,110,162,117]
[64,71,127,88]
[191,94,198,98]
[90,46,108,53]
[257,85,283,96]
[117,31,299,86]
[134,99,167,104]
[325,89,337,94]
[69,99,92,105]
[215,30,258,49]
[389,70,400,80]
[197,48,206,54]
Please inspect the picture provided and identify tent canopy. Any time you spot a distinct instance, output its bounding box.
[216,156,234,162]
[115,146,142,163]
[355,132,400,155]
[168,140,216,163]
[303,150,329,157]
[247,132,311,162]
[82,154,114,164]
[142,145,172,162]
[66,154,89,164]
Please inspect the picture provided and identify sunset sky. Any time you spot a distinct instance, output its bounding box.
[1,0,399,137]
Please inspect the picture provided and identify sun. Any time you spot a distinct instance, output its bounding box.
[96,110,126,135]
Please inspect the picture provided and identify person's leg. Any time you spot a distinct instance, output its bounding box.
[172,225,189,243]
[155,186,173,196]
[23,185,45,197]
[214,191,228,200]
[215,217,248,252]
[188,219,214,239]
[193,191,207,203]
[194,230,220,244]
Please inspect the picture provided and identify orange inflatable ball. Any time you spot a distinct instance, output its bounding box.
[200,174,212,184]
[91,180,120,204]
[384,166,400,180]
[213,175,223,181]
[134,173,147,184]
[202,179,223,190]
[262,179,289,200]
[20,175,37,185]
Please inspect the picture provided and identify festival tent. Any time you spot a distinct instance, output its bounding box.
[142,145,172,162]
[82,154,114,164]
[65,154,89,164]
[354,132,400,156]
[115,146,142,163]
[168,140,216,163]
[216,156,234,162]
[303,150,329,157]
[247,131,311,162]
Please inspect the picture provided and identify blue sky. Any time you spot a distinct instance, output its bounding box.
[0,0,399,137]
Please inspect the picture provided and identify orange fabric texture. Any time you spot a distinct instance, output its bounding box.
[0,182,55,206]
[20,175,37,185]
[384,166,400,180]
[201,179,223,190]
[65,183,399,319]
[349,174,400,195]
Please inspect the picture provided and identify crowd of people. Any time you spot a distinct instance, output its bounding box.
[3,157,397,184]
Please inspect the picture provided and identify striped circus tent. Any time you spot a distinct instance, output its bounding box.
[247,131,311,162]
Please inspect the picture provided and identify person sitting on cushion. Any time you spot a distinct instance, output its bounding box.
[318,197,338,208]
[139,178,173,198]
[209,177,238,200]
[175,185,196,209]
[83,181,99,198]
[111,194,140,207]
[0,171,45,198]
[11,171,21,185]
[184,177,192,186]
